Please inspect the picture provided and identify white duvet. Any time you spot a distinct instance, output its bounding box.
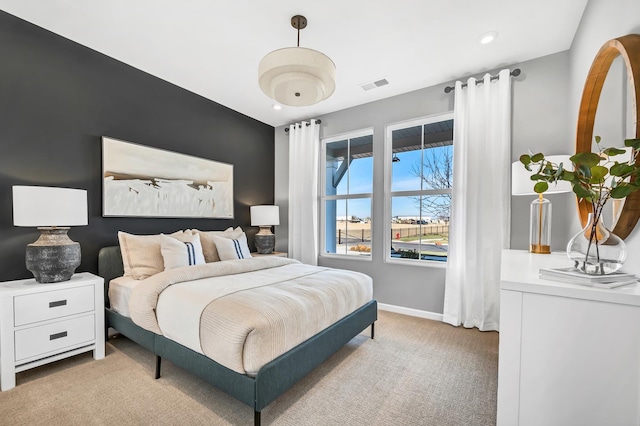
[128,257,373,376]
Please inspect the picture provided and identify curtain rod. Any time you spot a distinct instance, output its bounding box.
[283,119,322,132]
[444,68,521,93]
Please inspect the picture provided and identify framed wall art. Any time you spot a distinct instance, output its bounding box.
[102,137,233,218]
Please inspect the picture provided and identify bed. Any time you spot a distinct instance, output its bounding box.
[98,245,377,425]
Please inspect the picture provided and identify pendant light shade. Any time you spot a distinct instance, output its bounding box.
[258,15,336,107]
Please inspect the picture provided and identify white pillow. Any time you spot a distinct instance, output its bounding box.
[192,227,244,262]
[212,233,252,261]
[160,233,206,270]
[118,230,185,279]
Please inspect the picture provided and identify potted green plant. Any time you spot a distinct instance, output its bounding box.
[519,136,640,274]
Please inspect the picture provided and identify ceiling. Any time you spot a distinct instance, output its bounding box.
[0,1,589,127]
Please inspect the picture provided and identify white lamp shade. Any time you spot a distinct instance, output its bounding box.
[251,205,280,226]
[512,155,574,196]
[13,186,88,227]
[258,47,336,107]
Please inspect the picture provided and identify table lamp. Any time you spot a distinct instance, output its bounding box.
[512,155,573,254]
[12,186,88,282]
[251,205,280,254]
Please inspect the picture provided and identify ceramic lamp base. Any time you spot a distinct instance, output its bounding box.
[26,227,81,283]
[254,234,276,254]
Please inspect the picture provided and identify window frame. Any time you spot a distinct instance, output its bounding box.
[384,111,454,267]
[320,127,374,260]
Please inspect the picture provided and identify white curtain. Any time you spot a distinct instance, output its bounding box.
[288,120,320,265]
[442,69,512,331]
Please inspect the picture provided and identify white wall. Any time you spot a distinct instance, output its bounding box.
[275,51,571,314]
[569,0,640,274]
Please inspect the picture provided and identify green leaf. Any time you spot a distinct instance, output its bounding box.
[552,163,564,179]
[595,135,602,143]
[624,138,640,149]
[534,182,548,193]
[610,163,634,177]
[531,153,544,163]
[590,165,608,180]
[611,185,635,199]
[573,185,592,199]
[519,154,531,165]
[603,147,627,156]
[561,170,575,181]
[530,174,544,181]
[578,164,592,178]
[570,152,601,167]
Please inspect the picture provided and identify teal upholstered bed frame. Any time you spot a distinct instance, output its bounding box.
[98,246,377,426]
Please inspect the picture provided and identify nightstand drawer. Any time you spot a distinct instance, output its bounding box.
[14,285,94,326]
[14,314,95,362]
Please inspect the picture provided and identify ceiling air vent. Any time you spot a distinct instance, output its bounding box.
[360,78,389,91]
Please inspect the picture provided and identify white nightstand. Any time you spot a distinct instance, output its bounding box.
[251,252,288,258]
[0,272,105,391]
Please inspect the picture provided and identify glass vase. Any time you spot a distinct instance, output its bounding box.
[566,211,626,274]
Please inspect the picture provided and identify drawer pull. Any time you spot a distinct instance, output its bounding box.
[49,300,67,308]
[49,331,68,341]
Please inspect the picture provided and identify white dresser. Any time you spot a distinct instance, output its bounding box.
[498,249,640,426]
[0,272,105,391]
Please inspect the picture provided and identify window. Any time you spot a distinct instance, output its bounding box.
[385,112,454,263]
[321,129,373,257]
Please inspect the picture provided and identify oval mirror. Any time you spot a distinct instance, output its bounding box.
[592,55,635,229]
[575,34,640,239]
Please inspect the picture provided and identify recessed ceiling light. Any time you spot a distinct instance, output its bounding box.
[272,104,282,110]
[479,31,498,45]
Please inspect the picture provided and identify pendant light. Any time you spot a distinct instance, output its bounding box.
[258,15,336,107]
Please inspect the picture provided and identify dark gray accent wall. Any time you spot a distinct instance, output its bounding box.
[0,11,274,281]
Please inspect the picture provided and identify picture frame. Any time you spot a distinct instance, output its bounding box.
[102,137,234,218]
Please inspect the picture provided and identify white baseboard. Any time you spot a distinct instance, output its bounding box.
[377,303,443,322]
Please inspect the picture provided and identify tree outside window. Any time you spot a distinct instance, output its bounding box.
[388,114,454,262]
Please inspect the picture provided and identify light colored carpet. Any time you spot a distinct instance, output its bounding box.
[0,311,498,425]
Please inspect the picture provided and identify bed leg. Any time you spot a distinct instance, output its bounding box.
[155,355,162,379]
[371,322,375,339]
[254,410,261,426]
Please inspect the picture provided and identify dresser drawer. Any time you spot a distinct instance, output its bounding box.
[14,285,94,326]
[14,314,95,362]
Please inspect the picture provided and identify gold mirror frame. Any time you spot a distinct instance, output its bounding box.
[576,34,640,239]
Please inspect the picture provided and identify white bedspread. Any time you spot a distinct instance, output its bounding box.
[156,262,325,354]
[129,257,373,376]
[108,276,140,317]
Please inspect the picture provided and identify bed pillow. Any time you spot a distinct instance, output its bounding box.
[118,230,186,279]
[193,227,245,262]
[160,233,206,270]
[212,233,252,260]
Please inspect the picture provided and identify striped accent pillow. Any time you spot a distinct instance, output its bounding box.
[160,233,206,270]
[212,233,252,261]
[188,227,243,262]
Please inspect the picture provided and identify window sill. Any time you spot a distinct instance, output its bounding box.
[384,257,448,268]
[319,253,372,262]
